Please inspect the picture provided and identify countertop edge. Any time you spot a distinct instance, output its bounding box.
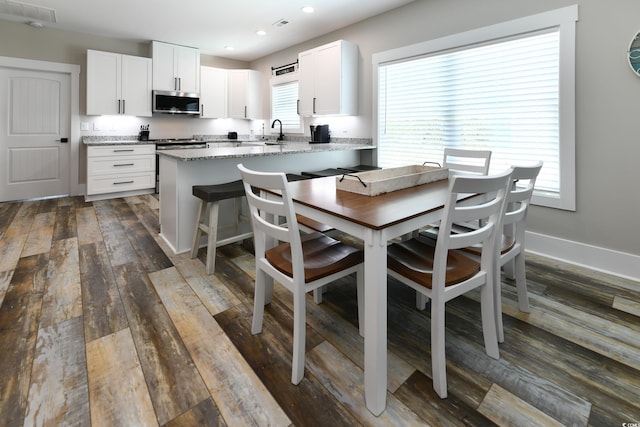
[156,143,375,161]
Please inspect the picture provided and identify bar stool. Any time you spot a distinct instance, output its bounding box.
[191,180,253,274]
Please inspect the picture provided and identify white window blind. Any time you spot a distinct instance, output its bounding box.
[272,80,300,130]
[378,30,560,195]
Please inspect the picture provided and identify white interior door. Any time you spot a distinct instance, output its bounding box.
[0,67,70,202]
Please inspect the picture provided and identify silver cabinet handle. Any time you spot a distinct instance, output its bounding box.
[313,97,316,114]
[113,149,134,152]
[113,163,134,167]
[114,180,134,185]
[122,99,125,115]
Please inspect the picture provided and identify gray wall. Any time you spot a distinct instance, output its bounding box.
[250,0,640,258]
[1,0,639,259]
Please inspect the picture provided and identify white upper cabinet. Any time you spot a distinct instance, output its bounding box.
[200,66,227,118]
[152,41,200,93]
[298,40,358,117]
[227,69,263,119]
[86,49,152,116]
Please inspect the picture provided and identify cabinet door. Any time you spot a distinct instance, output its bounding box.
[152,41,200,92]
[121,55,152,117]
[200,67,227,118]
[227,70,262,119]
[152,41,178,91]
[298,50,315,116]
[245,70,262,119]
[227,70,249,118]
[87,50,120,115]
[176,46,200,93]
[297,40,358,117]
[314,43,342,115]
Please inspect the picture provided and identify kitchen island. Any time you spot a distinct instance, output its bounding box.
[158,141,374,254]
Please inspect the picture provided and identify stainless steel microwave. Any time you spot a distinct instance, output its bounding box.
[152,90,200,115]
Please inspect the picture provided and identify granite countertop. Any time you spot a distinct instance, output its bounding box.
[156,142,374,161]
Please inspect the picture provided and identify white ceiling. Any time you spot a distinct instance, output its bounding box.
[0,0,415,61]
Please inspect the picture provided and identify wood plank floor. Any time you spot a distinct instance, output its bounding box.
[0,194,638,426]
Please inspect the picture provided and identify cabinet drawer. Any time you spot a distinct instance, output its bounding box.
[88,144,155,157]
[88,155,154,175]
[87,171,155,195]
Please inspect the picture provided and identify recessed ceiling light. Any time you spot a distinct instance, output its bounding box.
[302,6,314,13]
[256,30,267,36]
[224,46,234,51]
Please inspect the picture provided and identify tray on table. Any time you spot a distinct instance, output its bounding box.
[335,165,449,196]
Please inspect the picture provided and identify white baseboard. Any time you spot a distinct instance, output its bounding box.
[526,231,640,284]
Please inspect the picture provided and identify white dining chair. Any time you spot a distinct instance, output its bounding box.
[458,162,543,342]
[420,162,542,342]
[386,169,512,398]
[237,164,364,385]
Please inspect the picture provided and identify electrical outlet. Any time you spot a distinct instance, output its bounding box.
[93,122,101,131]
[80,122,89,131]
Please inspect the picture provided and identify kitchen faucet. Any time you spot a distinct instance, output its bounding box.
[271,119,284,141]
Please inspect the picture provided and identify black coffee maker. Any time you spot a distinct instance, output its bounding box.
[310,124,330,143]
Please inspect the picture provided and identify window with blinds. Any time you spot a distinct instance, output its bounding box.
[379,30,559,193]
[374,5,577,210]
[271,79,301,131]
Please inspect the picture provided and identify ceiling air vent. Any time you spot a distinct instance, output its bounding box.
[0,0,56,23]
[272,18,289,27]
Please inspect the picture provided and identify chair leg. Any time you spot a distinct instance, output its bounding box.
[191,200,207,259]
[430,297,448,398]
[503,258,516,279]
[416,292,429,310]
[494,261,505,343]
[251,269,268,335]
[313,286,325,304]
[514,252,530,312]
[291,288,306,385]
[205,201,220,275]
[481,281,500,359]
[356,268,364,337]
[264,275,274,305]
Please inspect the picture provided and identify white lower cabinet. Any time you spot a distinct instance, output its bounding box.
[86,144,156,201]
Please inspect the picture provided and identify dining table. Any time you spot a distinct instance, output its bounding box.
[280,175,456,416]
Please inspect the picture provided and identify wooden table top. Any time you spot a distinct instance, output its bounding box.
[285,176,451,230]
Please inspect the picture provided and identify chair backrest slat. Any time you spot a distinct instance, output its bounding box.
[443,148,492,175]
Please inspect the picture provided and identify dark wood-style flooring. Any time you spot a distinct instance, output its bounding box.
[0,194,639,426]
